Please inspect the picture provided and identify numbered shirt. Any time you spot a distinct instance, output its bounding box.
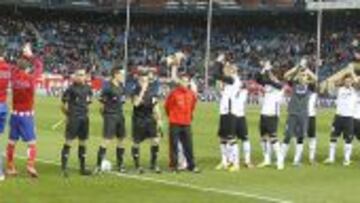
[219,76,242,115]
[261,85,284,116]
[336,86,356,117]
[232,88,248,117]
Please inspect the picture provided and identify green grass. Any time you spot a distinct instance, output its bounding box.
[0,97,360,203]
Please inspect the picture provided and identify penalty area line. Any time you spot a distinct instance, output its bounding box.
[16,156,292,203]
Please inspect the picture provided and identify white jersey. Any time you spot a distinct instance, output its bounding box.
[219,76,242,115]
[261,85,283,116]
[336,86,356,117]
[232,89,248,117]
[354,91,360,119]
[308,93,317,117]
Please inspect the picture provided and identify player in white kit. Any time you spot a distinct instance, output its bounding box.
[306,84,318,164]
[324,73,357,166]
[230,76,254,171]
[214,54,243,171]
[256,61,285,170]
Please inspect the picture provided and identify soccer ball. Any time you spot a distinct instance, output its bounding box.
[101,160,112,172]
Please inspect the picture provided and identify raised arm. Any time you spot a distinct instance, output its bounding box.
[30,57,44,79]
[305,68,318,83]
[284,67,300,81]
[133,84,148,107]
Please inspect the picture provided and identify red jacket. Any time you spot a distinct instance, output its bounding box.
[165,86,197,126]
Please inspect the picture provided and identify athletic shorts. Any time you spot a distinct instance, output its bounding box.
[0,103,7,134]
[308,116,316,138]
[331,115,353,139]
[285,114,308,139]
[132,116,157,143]
[354,119,360,139]
[218,114,237,140]
[9,113,36,142]
[103,114,126,139]
[65,116,89,141]
[259,115,278,137]
[235,116,248,141]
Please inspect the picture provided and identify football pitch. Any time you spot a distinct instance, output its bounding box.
[1,97,360,203]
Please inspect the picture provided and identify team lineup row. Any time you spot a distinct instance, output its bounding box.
[214,56,360,172]
[0,45,360,181]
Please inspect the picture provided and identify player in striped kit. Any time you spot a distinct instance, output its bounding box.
[256,61,284,170]
[324,73,357,166]
[0,45,11,181]
[6,43,43,178]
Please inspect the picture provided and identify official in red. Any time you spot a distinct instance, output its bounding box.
[165,73,199,173]
[6,43,43,178]
[0,46,11,181]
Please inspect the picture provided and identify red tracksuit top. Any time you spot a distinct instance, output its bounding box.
[165,86,197,126]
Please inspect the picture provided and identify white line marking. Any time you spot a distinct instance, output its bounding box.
[15,156,292,203]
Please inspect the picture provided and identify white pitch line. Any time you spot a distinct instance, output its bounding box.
[16,156,291,203]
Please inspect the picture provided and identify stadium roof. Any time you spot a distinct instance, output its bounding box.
[0,0,303,12]
[0,0,359,12]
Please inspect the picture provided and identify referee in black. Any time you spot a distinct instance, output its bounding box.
[96,67,127,173]
[60,69,93,177]
[131,70,163,174]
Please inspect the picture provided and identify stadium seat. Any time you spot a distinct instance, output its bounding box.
[235,0,261,7]
[266,0,295,7]
[136,0,167,8]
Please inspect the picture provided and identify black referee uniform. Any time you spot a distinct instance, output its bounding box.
[60,82,92,176]
[96,81,126,171]
[131,83,160,172]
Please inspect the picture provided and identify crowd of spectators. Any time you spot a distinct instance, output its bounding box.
[0,9,358,88]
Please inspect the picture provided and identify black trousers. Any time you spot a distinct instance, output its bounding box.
[169,124,196,170]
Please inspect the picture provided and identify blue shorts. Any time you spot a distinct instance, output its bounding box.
[9,114,36,142]
[0,103,7,134]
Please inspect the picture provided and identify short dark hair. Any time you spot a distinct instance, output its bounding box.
[342,73,353,81]
[111,66,123,78]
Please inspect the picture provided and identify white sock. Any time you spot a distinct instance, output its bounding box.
[272,142,282,165]
[344,143,353,163]
[220,143,228,166]
[281,143,289,161]
[266,141,272,164]
[243,141,251,164]
[308,138,317,162]
[294,144,304,164]
[260,140,267,162]
[230,143,239,167]
[329,142,337,162]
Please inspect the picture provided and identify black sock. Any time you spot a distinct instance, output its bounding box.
[131,146,140,168]
[116,147,125,168]
[150,145,159,168]
[61,144,71,171]
[78,145,86,171]
[97,146,107,168]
